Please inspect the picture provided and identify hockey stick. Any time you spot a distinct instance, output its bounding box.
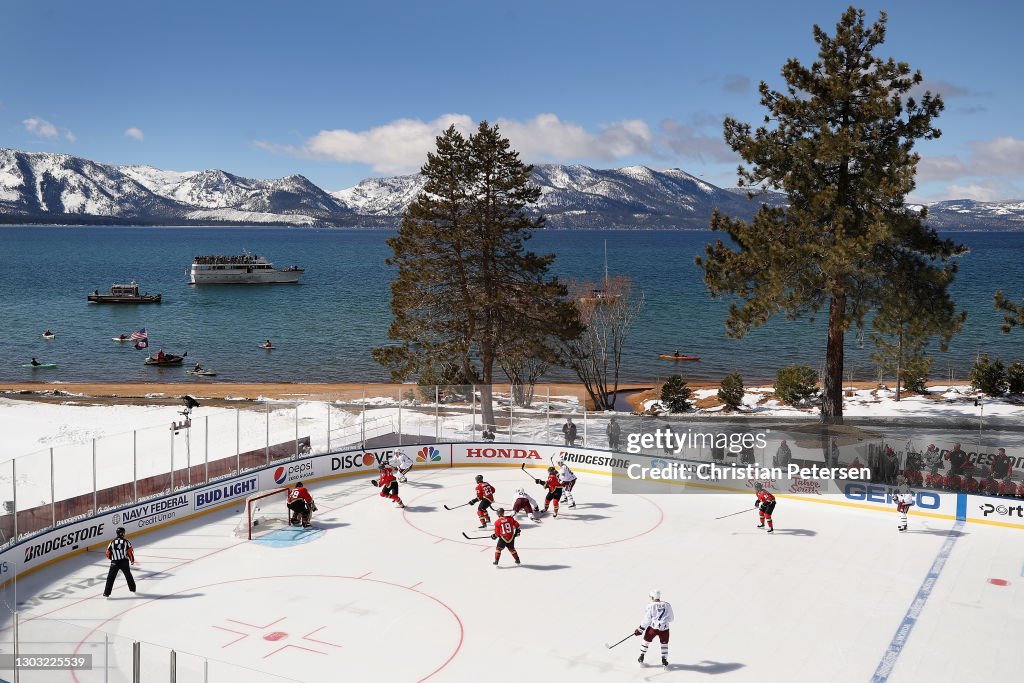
[521,463,540,481]
[605,633,636,649]
[444,502,474,511]
[461,532,493,540]
[715,508,755,520]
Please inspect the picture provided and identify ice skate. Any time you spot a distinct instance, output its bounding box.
[492,559,499,565]
[766,527,774,533]
[662,656,668,667]
[757,523,765,528]
[638,654,644,664]
[514,557,520,564]
[399,476,407,483]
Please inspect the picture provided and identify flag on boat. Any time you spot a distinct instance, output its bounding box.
[134,339,148,350]
[129,328,148,341]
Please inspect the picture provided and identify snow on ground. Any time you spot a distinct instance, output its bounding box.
[1,465,1021,682]
[643,384,1024,419]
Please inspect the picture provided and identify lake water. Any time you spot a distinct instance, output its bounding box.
[1,226,1020,384]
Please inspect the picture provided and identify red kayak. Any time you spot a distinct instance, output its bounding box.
[659,354,701,361]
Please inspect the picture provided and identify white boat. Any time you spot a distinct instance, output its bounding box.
[188,252,304,285]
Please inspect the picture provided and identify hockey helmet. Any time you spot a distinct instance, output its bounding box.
[753,481,763,491]
[496,507,505,516]
[548,466,557,474]
[649,589,661,600]
[475,474,483,483]
[294,481,303,488]
[928,444,936,450]
[116,527,126,537]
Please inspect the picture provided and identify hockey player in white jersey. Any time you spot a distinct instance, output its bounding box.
[894,475,914,531]
[512,487,541,522]
[389,450,414,483]
[634,589,674,667]
[555,458,577,508]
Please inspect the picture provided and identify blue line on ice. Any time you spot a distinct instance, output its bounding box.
[870,521,964,683]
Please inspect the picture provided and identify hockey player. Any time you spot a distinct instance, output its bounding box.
[963,471,981,494]
[468,474,495,528]
[634,589,673,667]
[893,475,914,531]
[753,481,775,532]
[371,464,405,508]
[389,450,414,483]
[512,487,541,522]
[490,508,521,566]
[287,482,317,528]
[556,458,577,508]
[536,466,563,517]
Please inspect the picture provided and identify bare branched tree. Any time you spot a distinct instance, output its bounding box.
[561,276,644,411]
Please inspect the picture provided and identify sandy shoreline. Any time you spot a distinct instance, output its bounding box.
[0,379,934,414]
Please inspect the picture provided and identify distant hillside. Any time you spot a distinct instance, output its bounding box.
[2,148,1021,230]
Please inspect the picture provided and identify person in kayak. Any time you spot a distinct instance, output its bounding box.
[30,358,41,366]
[44,329,53,336]
[262,340,273,348]
[193,362,203,372]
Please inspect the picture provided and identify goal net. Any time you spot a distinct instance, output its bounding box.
[234,488,292,540]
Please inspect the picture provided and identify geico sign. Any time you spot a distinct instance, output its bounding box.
[843,483,941,510]
[979,502,1024,518]
[465,447,542,459]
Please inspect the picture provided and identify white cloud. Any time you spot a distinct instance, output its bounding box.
[259,113,735,173]
[943,184,1006,202]
[916,136,1024,201]
[124,127,145,141]
[23,117,60,139]
[257,114,475,174]
[494,114,654,163]
[64,130,76,142]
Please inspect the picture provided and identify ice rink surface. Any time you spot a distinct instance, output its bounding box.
[4,464,1023,683]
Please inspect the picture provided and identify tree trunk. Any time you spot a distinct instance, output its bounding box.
[478,383,495,432]
[821,291,846,423]
[895,330,903,402]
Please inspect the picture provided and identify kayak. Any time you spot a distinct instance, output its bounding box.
[659,354,701,361]
[112,336,130,342]
[42,334,55,340]
[23,363,57,368]
[259,345,275,350]
[187,370,217,377]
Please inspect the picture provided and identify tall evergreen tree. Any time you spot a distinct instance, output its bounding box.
[696,7,963,422]
[373,122,579,429]
[870,262,965,400]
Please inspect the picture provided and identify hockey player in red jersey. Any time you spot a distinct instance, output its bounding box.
[371,464,405,508]
[754,481,776,532]
[287,482,317,527]
[468,475,496,528]
[490,508,521,566]
[536,466,563,517]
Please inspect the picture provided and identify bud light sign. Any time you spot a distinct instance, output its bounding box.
[194,476,258,511]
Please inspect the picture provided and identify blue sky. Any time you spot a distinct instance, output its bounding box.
[3,1,1021,202]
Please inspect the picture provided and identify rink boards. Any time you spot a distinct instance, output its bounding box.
[2,442,1021,583]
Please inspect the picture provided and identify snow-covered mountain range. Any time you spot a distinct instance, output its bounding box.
[1,148,1021,230]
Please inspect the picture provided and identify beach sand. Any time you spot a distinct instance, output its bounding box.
[0,379,917,413]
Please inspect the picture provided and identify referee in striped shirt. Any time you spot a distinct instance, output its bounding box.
[103,527,137,597]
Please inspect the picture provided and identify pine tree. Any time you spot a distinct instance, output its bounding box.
[695,7,963,423]
[373,122,579,429]
[870,262,965,400]
[994,291,1024,333]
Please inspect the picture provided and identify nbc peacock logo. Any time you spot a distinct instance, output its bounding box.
[417,446,441,462]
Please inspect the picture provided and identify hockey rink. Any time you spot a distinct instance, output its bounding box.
[3,464,1023,683]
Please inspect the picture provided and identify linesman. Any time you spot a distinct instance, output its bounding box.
[103,527,137,597]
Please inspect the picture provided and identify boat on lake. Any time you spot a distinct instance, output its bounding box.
[188,252,303,285]
[145,352,185,366]
[88,281,161,304]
